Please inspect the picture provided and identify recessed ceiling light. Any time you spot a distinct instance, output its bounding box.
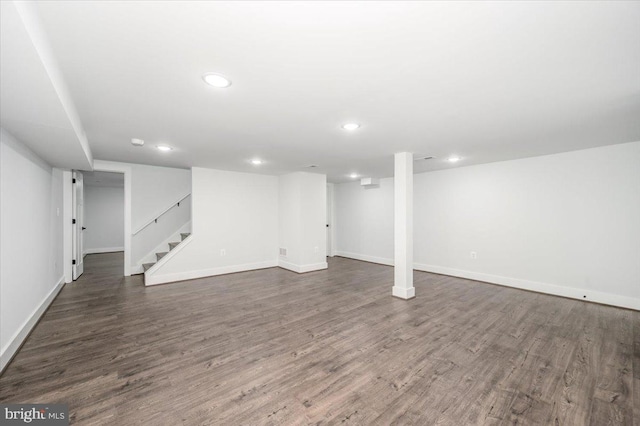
[349,173,359,178]
[448,156,461,163]
[342,123,360,131]
[203,73,232,88]
[251,159,263,165]
[157,145,173,152]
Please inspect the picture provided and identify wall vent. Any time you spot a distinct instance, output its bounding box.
[360,177,380,186]
[279,248,287,256]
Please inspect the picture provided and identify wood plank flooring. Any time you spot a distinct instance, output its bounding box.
[1,253,638,425]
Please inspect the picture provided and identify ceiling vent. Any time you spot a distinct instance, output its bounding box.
[414,156,434,161]
[304,164,319,168]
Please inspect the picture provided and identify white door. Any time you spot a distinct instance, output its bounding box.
[72,171,85,280]
[326,184,332,256]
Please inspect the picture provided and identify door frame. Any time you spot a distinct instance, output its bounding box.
[66,161,132,277]
[72,170,85,279]
[92,160,132,277]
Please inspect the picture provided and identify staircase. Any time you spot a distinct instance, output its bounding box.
[142,232,190,272]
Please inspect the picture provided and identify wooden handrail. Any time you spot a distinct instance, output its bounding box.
[132,193,190,235]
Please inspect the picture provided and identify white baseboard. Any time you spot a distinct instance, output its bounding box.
[1,276,65,373]
[278,260,328,273]
[335,252,640,311]
[145,259,279,286]
[334,251,394,266]
[392,286,415,299]
[414,263,640,311]
[84,247,124,255]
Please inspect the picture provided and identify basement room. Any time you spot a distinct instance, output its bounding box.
[1,1,639,424]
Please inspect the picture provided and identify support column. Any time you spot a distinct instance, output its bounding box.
[393,152,415,299]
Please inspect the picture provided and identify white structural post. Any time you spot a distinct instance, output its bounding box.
[393,152,415,299]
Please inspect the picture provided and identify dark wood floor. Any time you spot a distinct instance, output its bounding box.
[1,253,638,425]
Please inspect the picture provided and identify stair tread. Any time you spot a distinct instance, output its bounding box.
[142,262,155,272]
[180,232,191,240]
[156,252,168,260]
[169,242,180,249]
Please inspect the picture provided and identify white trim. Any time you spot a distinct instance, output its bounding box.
[84,247,124,254]
[335,251,394,266]
[145,258,279,286]
[0,277,65,373]
[278,260,328,273]
[335,251,640,311]
[413,263,640,311]
[132,193,191,235]
[392,286,415,299]
[92,160,132,276]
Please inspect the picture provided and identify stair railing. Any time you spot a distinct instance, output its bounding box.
[132,193,191,235]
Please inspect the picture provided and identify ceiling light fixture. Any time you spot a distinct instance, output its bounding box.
[349,173,359,178]
[251,159,263,165]
[203,73,232,88]
[157,145,173,152]
[342,123,360,131]
[448,156,461,163]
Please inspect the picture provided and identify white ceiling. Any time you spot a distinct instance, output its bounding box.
[0,1,92,170]
[83,171,124,188]
[23,1,640,181]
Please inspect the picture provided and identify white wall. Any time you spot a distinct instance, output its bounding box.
[278,172,327,272]
[335,142,640,310]
[84,185,124,253]
[130,163,191,232]
[146,168,279,285]
[0,128,65,371]
[334,178,394,265]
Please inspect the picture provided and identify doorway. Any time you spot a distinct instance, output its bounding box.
[72,170,125,279]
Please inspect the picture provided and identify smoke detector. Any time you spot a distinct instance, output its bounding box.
[131,138,144,147]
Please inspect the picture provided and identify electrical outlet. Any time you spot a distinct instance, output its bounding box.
[56,207,60,217]
[470,251,477,259]
[279,248,287,256]
[314,246,319,253]
[220,249,226,256]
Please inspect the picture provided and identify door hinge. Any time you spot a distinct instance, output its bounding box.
[72,259,76,265]
[72,178,76,184]
[72,218,76,224]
